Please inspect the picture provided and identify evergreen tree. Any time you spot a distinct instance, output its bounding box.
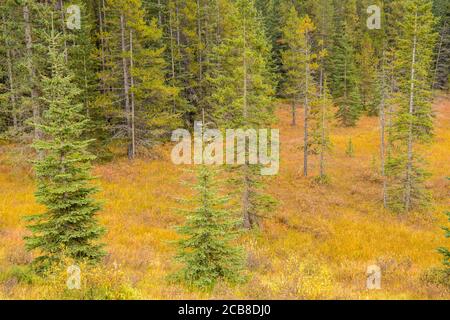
[438,206,450,270]
[281,6,303,126]
[310,77,333,182]
[282,11,317,176]
[207,0,275,229]
[173,166,245,291]
[432,0,450,91]
[0,2,23,138]
[310,0,334,78]
[0,0,51,142]
[25,22,105,269]
[255,0,283,93]
[358,33,378,116]
[386,0,437,212]
[67,1,110,156]
[98,0,179,158]
[331,0,362,127]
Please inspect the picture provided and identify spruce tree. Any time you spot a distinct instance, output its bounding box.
[206,0,275,229]
[281,6,304,126]
[98,0,178,158]
[281,10,317,176]
[173,166,245,291]
[310,77,333,182]
[66,1,110,157]
[438,208,450,270]
[25,21,105,269]
[331,1,362,127]
[432,0,450,91]
[385,0,437,212]
[358,33,378,116]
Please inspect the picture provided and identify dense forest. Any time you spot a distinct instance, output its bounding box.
[0,0,449,299]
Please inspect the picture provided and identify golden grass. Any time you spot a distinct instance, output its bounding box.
[0,97,449,299]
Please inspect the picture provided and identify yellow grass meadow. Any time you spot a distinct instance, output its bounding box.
[0,97,449,299]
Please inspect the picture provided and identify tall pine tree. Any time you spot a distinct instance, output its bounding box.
[172,166,245,291]
[331,0,362,127]
[25,19,105,269]
[386,0,437,212]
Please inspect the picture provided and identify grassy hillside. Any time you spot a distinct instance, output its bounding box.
[0,97,449,299]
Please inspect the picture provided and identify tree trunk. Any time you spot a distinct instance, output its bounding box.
[319,67,325,178]
[303,33,309,177]
[98,0,106,92]
[380,47,387,208]
[242,165,253,229]
[197,0,203,82]
[157,0,162,26]
[242,14,252,229]
[405,12,418,212]
[120,14,132,159]
[243,16,247,119]
[169,8,177,113]
[129,30,136,159]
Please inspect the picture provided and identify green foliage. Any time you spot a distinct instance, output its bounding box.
[438,180,450,269]
[421,267,450,289]
[281,7,317,120]
[385,0,437,212]
[99,0,181,155]
[437,211,450,268]
[207,0,274,129]
[432,0,450,90]
[24,25,105,270]
[385,154,431,212]
[358,33,378,116]
[331,1,362,127]
[0,266,37,285]
[172,166,246,291]
[204,0,275,230]
[310,78,333,178]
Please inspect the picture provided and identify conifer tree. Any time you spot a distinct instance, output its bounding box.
[61,1,111,158]
[25,21,105,269]
[207,0,275,229]
[0,0,50,142]
[432,0,450,91]
[310,0,334,80]
[438,207,450,270]
[385,0,437,212]
[281,8,318,176]
[281,6,303,126]
[358,33,378,116]
[378,45,389,208]
[173,166,245,291]
[331,1,362,127]
[255,0,283,93]
[0,3,22,138]
[310,78,333,182]
[99,0,178,158]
